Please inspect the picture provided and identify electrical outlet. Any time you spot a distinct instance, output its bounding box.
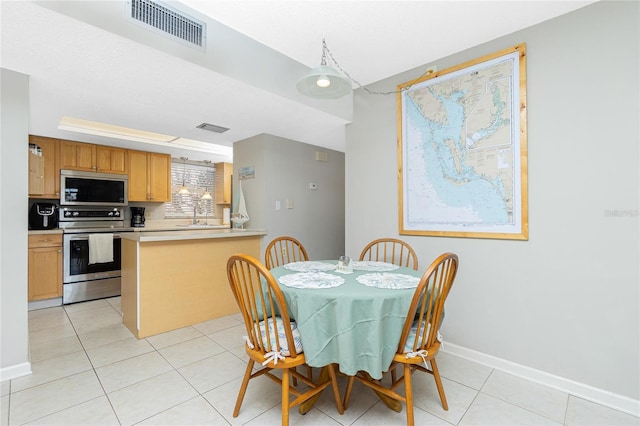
[282,247,287,256]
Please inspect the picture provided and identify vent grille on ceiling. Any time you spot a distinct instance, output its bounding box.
[129,0,205,48]
[197,122,229,134]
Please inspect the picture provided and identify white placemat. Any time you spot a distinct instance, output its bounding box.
[279,272,345,289]
[283,261,336,272]
[356,273,420,289]
[351,261,400,272]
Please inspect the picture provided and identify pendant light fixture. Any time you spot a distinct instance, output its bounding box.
[297,38,439,99]
[201,188,212,200]
[178,157,190,195]
[296,38,352,99]
[201,160,212,199]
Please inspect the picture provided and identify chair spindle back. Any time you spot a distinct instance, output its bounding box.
[227,254,299,357]
[265,236,309,269]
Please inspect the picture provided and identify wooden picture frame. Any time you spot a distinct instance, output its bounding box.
[398,43,528,240]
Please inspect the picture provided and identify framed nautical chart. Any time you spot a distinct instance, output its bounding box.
[398,44,528,240]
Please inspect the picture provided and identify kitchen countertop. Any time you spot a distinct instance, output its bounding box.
[28,224,232,234]
[120,228,267,242]
[125,224,231,232]
[28,229,63,235]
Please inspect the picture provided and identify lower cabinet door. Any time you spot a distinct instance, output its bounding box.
[28,246,62,301]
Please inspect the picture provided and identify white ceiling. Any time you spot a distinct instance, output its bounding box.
[1,0,596,162]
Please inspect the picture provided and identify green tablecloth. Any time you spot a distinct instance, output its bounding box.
[271,261,421,379]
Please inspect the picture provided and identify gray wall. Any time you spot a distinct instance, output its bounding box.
[234,134,345,261]
[1,68,31,378]
[346,0,639,403]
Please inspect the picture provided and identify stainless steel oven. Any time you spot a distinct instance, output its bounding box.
[59,207,125,304]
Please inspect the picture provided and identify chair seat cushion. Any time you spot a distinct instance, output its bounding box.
[258,317,303,356]
[403,320,442,353]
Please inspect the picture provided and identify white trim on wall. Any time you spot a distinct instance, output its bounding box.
[444,343,640,417]
[0,362,31,382]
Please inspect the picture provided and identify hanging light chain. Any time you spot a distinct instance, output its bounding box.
[320,39,328,66]
[322,38,435,96]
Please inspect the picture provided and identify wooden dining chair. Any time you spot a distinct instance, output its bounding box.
[226,254,344,426]
[265,236,309,269]
[359,238,419,270]
[343,252,459,426]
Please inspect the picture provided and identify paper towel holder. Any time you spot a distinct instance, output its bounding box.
[222,207,231,226]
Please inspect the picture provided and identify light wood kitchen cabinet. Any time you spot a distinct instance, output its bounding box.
[121,232,263,338]
[128,150,171,202]
[60,140,127,174]
[28,234,63,301]
[96,146,127,173]
[29,135,61,199]
[215,162,232,204]
[29,152,44,195]
[59,140,95,172]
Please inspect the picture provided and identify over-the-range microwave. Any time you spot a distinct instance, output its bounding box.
[60,169,128,207]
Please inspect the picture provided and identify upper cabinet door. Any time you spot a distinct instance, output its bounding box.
[127,151,171,202]
[148,153,171,202]
[60,141,96,172]
[127,150,150,201]
[60,141,127,174]
[215,162,232,204]
[97,146,127,174]
[29,152,45,195]
[29,135,60,198]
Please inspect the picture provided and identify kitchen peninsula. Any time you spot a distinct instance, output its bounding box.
[120,228,266,338]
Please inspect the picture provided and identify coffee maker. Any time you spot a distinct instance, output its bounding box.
[130,207,145,228]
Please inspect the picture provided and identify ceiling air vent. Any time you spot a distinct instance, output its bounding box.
[129,0,205,49]
[197,122,229,134]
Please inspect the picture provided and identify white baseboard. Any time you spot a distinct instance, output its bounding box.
[443,342,639,418]
[28,297,62,311]
[0,362,31,382]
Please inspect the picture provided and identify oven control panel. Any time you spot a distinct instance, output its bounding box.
[60,207,122,220]
[58,207,124,230]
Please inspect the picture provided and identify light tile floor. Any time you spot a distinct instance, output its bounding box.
[2,297,638,425]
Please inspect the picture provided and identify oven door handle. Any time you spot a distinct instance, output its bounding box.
[67,234,122,241]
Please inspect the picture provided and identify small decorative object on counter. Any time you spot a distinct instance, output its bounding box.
[336,256,353,274]
[222,207,230,225]
[231,180,249,230]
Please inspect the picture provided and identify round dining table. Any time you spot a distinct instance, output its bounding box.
[270,259,422,380]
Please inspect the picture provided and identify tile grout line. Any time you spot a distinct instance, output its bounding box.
[62,302,250,425]
[65,302,125,426]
